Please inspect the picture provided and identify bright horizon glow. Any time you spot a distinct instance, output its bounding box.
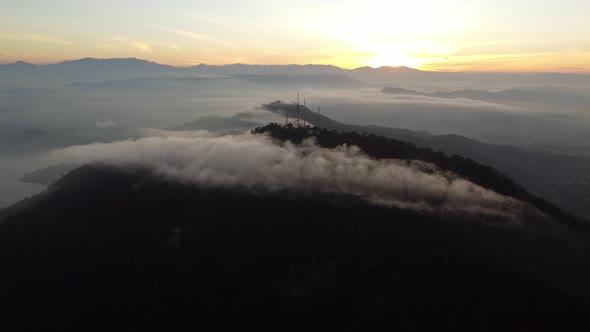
[1,0,589,72]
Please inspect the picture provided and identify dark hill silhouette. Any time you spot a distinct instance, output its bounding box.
[1,162,590,331]
[263,101,590,218]
[253,123,582,226]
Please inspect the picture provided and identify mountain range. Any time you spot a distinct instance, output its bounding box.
[3,58,590,87]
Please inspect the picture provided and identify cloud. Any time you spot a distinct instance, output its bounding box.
[153,42,181,51]
[109,36,151,53]
[52,131,530,222]
[130,42,153,53]
[153,26,238,50]
[557,67,585,71]
[95,120,117,128]
[109,36,182,53]
[221,107,287,126]
[300,88,521,112]
[155,27,210,41]
[0,33,73,46]
[137,128,217,138]
[108,36,180,53]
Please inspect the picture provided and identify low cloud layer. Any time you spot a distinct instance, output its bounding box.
[300,88,522,112]
[52,131,528,222]
[95,120,117,128]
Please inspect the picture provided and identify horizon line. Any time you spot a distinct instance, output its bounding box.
[2,57,590,75]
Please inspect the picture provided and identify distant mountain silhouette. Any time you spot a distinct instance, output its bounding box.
[1,61,37,68]
[66,73,361,90]
[19,163,79,186]
[53,57,175,71]
[0,58,184,87]
[4,58,590,87]
[355,65,422,72]
[191,63,344,76]
[0,61,39,77]
[233,73,361,87]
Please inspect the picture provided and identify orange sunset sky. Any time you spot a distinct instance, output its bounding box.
[1,0,589,72]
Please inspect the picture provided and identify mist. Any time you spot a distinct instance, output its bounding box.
[52,131,528,221]
[297,88,590,147]
[2,60,590,214]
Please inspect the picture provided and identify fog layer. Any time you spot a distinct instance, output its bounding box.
[53,131,526,221]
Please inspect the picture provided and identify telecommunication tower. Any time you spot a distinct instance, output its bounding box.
[303,98,307,127]
[296,91,300,127]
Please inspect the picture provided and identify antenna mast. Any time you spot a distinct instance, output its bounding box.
[285,103,289,125]
[296,91,300,127]
[303,98,306,127]
[318,106,322,134]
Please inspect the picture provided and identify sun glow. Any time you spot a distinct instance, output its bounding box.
[368,52,424,69]
[366,40,458,69]
[2,1,589,72]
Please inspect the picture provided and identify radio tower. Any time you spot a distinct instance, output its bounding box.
[303,98,306,127]
[296,91,300,127]
[285,104,289,126]
[317,106,321,134]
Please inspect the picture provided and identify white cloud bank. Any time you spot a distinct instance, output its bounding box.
[52,131,531,222]
[95,120,117,128]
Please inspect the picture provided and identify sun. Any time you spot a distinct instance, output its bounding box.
[362,40,455,69]
[368,52,423,69]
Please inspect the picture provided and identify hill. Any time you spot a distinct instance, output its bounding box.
[263,101,590,218]
[1,163,590,331]
[253,123,581,226]
[0,58,183,87]
[1,128,590,330]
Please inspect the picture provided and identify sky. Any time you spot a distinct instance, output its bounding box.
[1,0,589,72]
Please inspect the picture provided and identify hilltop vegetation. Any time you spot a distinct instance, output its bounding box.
[262,100,590,219]
[253,123,581,226]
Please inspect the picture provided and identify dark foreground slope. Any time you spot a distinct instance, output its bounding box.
[1,163,590,331]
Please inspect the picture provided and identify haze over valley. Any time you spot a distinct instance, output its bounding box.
[2,58,590,218]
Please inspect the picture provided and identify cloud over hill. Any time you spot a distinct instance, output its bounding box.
[52,131,528,221]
